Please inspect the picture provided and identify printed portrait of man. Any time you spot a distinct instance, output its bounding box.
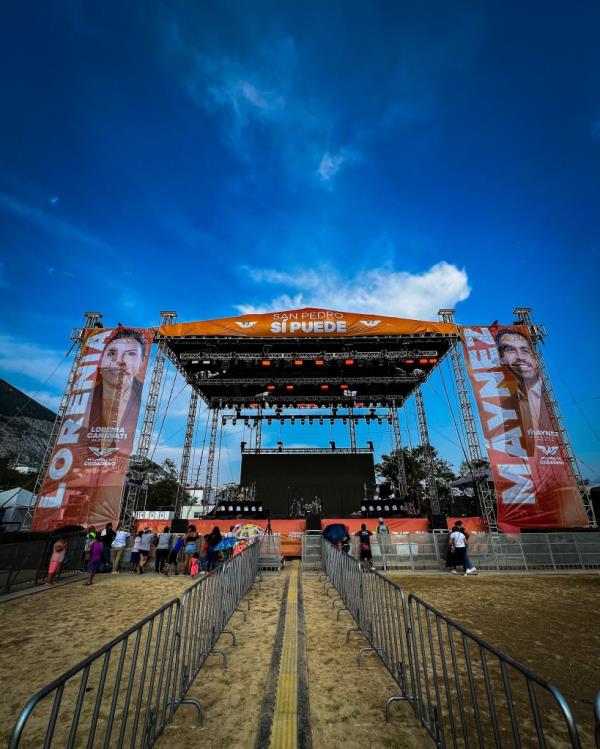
[87,327,148,442]
[495,328,558,455]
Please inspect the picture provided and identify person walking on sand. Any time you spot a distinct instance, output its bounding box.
[355,523,374,568]
[84,533,103,585]
[138,527,154,574]
[111,524,130,574]
[46,537,67,585]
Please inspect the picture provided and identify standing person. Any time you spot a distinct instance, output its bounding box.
[100,523,116,572]
[355,524,374,568]
[167,534,184,576]
[183,525,199,575]
[376,517,392,558]
[154,527,171,574]
[448,525,468,575]
[138,527,154,574]
[205,526,222,572]
[111,524,130,574]
[46,538,68,585]
[84,533,103,585]
[190,552,200,578]
[129,531,143,574]
[454,521,477,575]
[83,526,96,570]
[223,526,235,562]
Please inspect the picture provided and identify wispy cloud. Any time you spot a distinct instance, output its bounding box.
[316,148,360,183]
[237,261,470,320]
[0,335,72,391]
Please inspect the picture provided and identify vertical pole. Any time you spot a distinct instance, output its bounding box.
[438,308,499,532]
[174,389,199,519]
[513,307,597,527]
[390,403,408,499]
[121,310,177,528]
[203,406,220,508]
[255,406,263,452]
[415,387,441,514]
[25,312,103,528]
[348,405,357,451]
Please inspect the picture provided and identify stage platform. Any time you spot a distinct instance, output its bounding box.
[133,516,486,556]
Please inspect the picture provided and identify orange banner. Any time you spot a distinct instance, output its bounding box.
[462,326,587,531]
[32,327,154,531]
[159,307,458,339]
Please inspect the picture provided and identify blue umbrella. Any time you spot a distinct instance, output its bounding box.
[214,536,238,550]
[322,523,348,544]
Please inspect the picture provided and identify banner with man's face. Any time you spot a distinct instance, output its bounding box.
[32,326,155,532]
[461,325,587,531]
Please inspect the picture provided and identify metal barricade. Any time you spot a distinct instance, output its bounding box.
[322,538,585,748]
[258,533,282,572]
[301,531,323,572]
[8,541,260,748]
[0,533,87,594]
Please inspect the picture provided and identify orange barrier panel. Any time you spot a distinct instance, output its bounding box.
[322,517,431,533]
[446,517,486,532]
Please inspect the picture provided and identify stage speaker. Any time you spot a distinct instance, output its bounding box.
[305,513,321,531]
[171,518,188,533]
[427,514,447,530]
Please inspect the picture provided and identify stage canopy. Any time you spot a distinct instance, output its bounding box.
[160,307,458,408]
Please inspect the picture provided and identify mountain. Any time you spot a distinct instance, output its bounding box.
[0,379,56,466]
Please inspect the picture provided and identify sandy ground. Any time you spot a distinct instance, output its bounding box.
[303,574,430,748]
[388,573,600,745]
[158,574,284,749]
[0,572,193,745]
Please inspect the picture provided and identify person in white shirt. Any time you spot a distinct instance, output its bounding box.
[111,525,131,573]
[129,531,143,573]
[448,527,467,574]
[154,527,171,574]
[138,529,154,574]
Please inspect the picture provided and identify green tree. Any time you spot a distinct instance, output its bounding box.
[458,457,490,478]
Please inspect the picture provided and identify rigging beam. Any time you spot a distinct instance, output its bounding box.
[203,406,220,506]
[174,389,199,518]
[415,386,441,514]
[390,403,408,499]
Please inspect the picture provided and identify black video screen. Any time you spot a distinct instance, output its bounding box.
[240,453,374,516]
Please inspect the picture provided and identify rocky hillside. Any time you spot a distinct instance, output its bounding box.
[0,379,55,466]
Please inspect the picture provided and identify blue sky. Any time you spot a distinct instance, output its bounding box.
[1,1,599,483]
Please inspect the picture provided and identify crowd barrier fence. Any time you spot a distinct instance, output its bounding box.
[0,533,87,595]
[322,539,589,748]
[349,531,600,572]
[8,540,260,749]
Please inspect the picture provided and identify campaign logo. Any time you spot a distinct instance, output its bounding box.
[85,445,118,467]
[537,445,558,457]
[537,444,564,465]
[235,321,257,329]
[89,447,118,459]
[360,320,381,327]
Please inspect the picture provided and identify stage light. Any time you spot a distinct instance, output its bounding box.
[344,358,355,366]
[232,418,237,426]
[340,384,349,390]
[376,505,382,512]
[418,358,428,365]
[202,360,211,365]
[291,417,296,425]
[267,384,276,391]
[361,505,367,512]
[342,418,347,425]
[368,505,374,512]
[391,504,398,512]
[315,358,325,366]
[301,418,306,425]
[329,418,334,425]
[228,505,234,512]
[330,441,336,449]
[365,417,371,424]
[244,418,249,426]
[236,505,241,512]
[251,506,256,512]
[320,384,330,391]
[354,417,359,424]
[267,418,272,425]
[319,417,324,425]
[387,417,392,425]
[404,358,415,365]
[309,417,314,425]
[384,505,389,512]
[377,418,382,425]
[428,358,438,365]
[261,359,271,367]
[258,506,263,512]
[280,418,284,425]
[221,417,227,426]
[250,402,259,409]
[285,384,294,391]
[192,359,199,364]
[293,359,303,366]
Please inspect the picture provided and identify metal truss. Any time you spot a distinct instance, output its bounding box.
[195,375,421,386]
[203,407,220,505]
[121,311,177,528]
[221,412,393,424]
[26,312,103,528]
[390,403,408,499]
[255,405,262,450]
[438,308,498,532]
[179,349,440,361]
[174,389,198,518]
[513,307,597,527]
[207,394,407,408]
[242,447,373,454]
[348,405,357,450]
[414,387,441,514]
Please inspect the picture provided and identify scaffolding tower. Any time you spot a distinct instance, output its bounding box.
[174,389,198,518]
[25,312,103,528]
[121,310,177,528]
[203,406,221,507]
[415,386,441,514]
[390,403,408,499]
[438,308,499,532]
[513,307,597,527]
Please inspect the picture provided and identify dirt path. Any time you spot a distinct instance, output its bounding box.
[302,574,430,748]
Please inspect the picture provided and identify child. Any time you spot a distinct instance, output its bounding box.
[129,531,143,574]
[167,534,184,576]
[190,552,200,578]
[84,533,103,586]
[46,538,67,585]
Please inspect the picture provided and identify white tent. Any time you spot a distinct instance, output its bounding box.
[0,487,35,528]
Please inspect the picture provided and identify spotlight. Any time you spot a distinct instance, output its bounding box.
[387,417,392,425]
[365,417,371,424]
[404,358,415,365]
[267,384,276,392]
[428,358,438,365]
[377,418,382,425]
[315,358,325,366]
[285,384,294,391]
[319,417,324,425]
[293,359,303,366]
[232,418,237,426]
[261,359,271,367]
[342,418,347,424]
[418,358,428,365]
[291,417,296,425]
[340,384,349,390]
[320,384,330,391]
[267,418,272,425]
[301,418,306,425]
[221,417,227,426]
[344,358,355,366]
[244,418,249,426]
[329,418,334,425]
[309,417,314,425]
[280,418,284,425]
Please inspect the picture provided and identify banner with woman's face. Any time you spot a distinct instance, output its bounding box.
[32,326,154,532]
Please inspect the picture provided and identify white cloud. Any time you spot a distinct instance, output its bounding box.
[23,389,61,412]
[316,149,359,182]
[0,335,72,390]
[237,261,470,319]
